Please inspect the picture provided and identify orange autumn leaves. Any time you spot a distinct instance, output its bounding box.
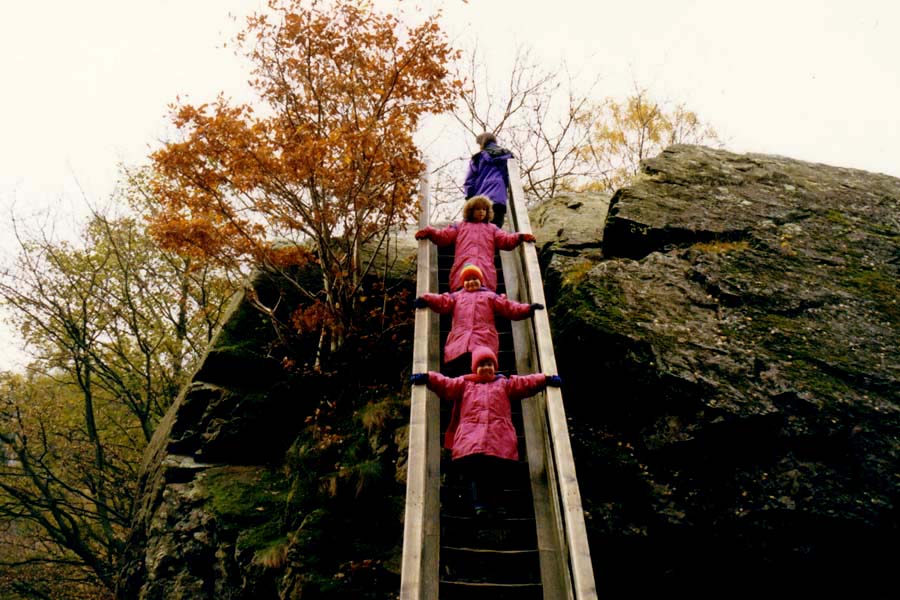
[148,0,461,350]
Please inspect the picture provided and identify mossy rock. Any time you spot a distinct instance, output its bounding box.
[201,466,288,551]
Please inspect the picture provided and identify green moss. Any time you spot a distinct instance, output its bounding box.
[844,269,900,322]
[579,278,628,331]
[213,299,275,358]
[561,259,597,287]
[203,466,287,566]
[555,262,664,342]
[769,354,865,410]
[867,222,899,238]
[824,210,850,226]
[749,315,819,360]
[202,466,289,551]
[744,312,880,393]
[753,313,803,333]
[238,523,285,553]
[210,265,325,361]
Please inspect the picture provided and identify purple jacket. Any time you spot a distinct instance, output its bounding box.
[427,371,548,460]
[464,142,513,206]
[420,221,522,291]
[421,288,533,363]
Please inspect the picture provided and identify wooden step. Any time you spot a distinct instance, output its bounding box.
[435,241,545,594]
[441,546,540,583]
[441,514,537,550]
[440,456,530,484]
[439,580,542,600]
[440,484,534,519]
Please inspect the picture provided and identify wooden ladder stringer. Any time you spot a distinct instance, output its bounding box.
[400,169,441,600]
[506,158,598,600]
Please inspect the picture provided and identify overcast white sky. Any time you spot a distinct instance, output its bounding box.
[1,0,898,369]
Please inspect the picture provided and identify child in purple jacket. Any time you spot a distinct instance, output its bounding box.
[411,346,561,516]
[413,263,543,376]
[465,132,514,228]
[415,195,535,293]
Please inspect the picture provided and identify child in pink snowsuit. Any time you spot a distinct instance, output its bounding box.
[410,346,561,515]
[413,264,543,376]
[415,195,535,292]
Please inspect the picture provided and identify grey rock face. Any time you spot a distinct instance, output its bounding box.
[116,271,304,600]
[117,261,412,600]
[529,190,611,258]
[119,145,898,599]
[548,145,898,598]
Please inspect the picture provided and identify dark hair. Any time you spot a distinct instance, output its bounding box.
[462,195,493,222]
[475,132,497,148]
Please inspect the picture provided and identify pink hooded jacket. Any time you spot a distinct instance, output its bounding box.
[420,288,533,363]
[419,221,523,291]
[426,347,548,461]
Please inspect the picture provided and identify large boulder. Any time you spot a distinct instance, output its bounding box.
[116,270,306,600]
[117,257,415,600]
[529,190,611,259]
[548,145,898,598]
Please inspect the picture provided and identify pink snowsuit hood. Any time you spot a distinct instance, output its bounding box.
[425,370,549,461]
[471,346,498,372]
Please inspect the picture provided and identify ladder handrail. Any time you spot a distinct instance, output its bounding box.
[501,246,574,600]
[507,159,598,600]
[399,169,441,600]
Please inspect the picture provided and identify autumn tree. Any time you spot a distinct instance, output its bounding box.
[149,0,460,355]
[577,87,723,193]
[0,209,233,441]
[0,200,235,598]
[0,372,122,599]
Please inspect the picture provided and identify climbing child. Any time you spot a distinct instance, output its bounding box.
[413,263,543,376]
[415,195,535,292]
[464,132,514,228]
[410,346,561,516]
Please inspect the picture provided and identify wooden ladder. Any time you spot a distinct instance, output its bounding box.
[401,160,597,600]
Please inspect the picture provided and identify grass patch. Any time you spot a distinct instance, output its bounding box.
[692,240,750,254]
[562,259,598,287]
[251,536,291,569]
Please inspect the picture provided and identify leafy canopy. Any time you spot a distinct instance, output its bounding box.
[577,88,722,193]
[149,0,461,352]
[0,185,235,598]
